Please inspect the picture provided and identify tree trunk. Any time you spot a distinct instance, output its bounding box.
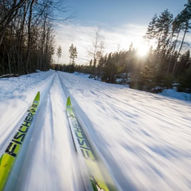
[178,23,188,55]
[26,0,35,73]
[0,0,27,46]
[172,28,181,53]
[173,22,188,74]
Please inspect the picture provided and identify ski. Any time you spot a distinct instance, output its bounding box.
[0,92,40,191]
[66,97,117,191]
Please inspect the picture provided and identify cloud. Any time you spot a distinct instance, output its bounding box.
[54,23,148,65]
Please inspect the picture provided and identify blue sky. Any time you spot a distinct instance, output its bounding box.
[67,0,185,28]
[55,0,187,64]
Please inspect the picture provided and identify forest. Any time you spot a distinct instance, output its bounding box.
[0,1,191,93]
[55,3,191,93]
[0,0,65,75]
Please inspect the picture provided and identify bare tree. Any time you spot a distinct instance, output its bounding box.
[88,30,105,67]
[0,0,68,75]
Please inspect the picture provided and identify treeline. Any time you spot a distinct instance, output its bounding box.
[57,3,191,93]
[52,63,75,73]
[51,43,78,73]
[0,0,60,75]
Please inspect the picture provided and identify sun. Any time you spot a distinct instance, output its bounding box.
[136,44,149,57]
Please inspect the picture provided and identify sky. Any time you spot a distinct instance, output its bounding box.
[54,0,187,65]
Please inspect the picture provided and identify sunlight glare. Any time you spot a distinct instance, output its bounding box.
[136,44,149,57]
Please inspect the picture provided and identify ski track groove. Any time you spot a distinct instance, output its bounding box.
[3,72,56,191]
[57,71,123,191]
[0,72,56,156]
[4,73,87,191]
[57,72,90,191]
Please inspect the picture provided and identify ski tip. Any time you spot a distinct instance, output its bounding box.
[66,96,72,107]
[34,91,40,102]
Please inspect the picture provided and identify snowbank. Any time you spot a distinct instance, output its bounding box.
[160,89,191,101]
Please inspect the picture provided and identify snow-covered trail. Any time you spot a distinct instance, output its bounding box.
[0,70,191,191]
[6,74,84,191]
[58,72,191,191]
[0,71,55,156]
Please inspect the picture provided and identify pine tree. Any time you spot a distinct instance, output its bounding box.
[57,46,62,64]
[177,50,190,75]
[69,44,77,65]
[145,14,158,40]
[172,3,191,73]
[145,10,173,52]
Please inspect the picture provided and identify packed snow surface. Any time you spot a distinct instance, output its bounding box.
[0,70,191,191]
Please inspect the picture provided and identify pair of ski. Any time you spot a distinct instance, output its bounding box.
[0,92,117,191]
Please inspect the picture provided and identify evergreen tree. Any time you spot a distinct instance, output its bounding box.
[172,3,191,73]
[69,44,77,65]
[57,46,62,64]
[145,14,158,40]
[178,67,191,92]
[177,50,190,75]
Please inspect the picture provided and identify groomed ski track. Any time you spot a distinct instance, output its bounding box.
[0,70,191,191]
[1,72,86,191]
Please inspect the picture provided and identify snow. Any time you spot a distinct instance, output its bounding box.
[7,74,82,191]
[73,72,90,79]
[73,72,191,102]
[160,89,191,102]
[0,70,191,191]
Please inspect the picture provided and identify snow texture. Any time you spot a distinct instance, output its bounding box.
[0,70,191,191]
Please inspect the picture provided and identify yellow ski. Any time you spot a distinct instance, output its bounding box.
[0,92,40,191]
[66,97,117,191]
